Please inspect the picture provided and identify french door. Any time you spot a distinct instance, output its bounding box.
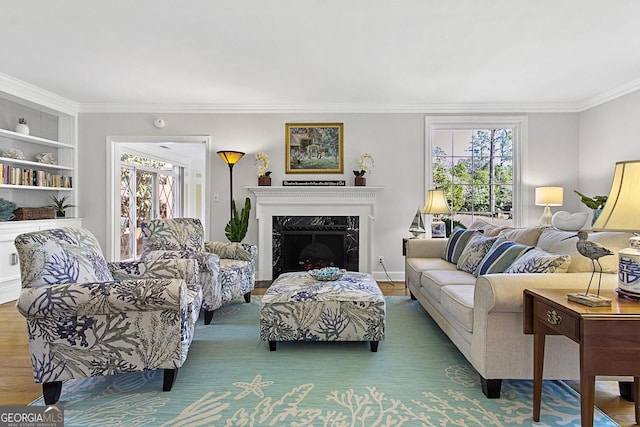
[120,153,183,260]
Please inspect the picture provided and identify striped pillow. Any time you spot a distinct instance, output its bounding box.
[474,237,533,277]
[442,227,480,264]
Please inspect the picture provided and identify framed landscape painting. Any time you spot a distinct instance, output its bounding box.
[285,123,344,173]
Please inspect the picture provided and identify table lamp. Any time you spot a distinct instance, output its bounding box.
[535,186,563,227]
[592,160,640,297]
[422,189,451,238]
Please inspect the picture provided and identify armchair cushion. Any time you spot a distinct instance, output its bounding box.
[141,218,205,252]
[141,250,220,273]
[14,227,113,288]
[108,258,200,284]
[205,241,251,261]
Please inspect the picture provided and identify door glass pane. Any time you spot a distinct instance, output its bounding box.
[120,167,133,260]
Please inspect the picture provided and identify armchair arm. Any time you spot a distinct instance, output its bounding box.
[108,258,199,284]
[17,279,186,318]
[142,250,220,273]
[204,241,257,263]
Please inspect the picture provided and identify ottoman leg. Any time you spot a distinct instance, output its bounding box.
[370,341,379,352]
[269,341,277,351]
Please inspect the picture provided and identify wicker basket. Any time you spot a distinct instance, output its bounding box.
[13,207,55,221]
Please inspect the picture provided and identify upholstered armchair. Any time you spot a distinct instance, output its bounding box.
[14,227,202,404]
[140,218,257,324]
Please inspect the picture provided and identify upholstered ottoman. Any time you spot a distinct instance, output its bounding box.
[260,271,385,351]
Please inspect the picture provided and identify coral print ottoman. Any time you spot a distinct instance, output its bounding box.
[260,270,386,351]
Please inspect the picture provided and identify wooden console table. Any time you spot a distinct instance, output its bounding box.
[523,288,640,426]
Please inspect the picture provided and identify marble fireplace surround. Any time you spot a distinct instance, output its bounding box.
[247,186,384,281]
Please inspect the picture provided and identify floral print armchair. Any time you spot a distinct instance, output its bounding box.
[140,218,257,324]
[14,227,202,404]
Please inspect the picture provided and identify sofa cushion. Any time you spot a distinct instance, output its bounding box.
[504,248,571,274]
[468,218,512,237]
[475,237,534,276]
[498,227,543,246]
[442,227,481,264]
[456,234,499,274]
[440,285,475,333]
[422,270,477,302]
[536,228,632,273]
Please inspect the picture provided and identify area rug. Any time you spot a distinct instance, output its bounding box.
[31,297,618,426]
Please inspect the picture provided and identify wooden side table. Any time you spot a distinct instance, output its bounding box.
[523,288,640,426]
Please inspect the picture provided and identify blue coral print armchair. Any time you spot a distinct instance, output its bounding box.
[140,218,257,324]
[14,227,202,404]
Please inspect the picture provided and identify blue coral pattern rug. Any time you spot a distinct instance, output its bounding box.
[31,296,618,426]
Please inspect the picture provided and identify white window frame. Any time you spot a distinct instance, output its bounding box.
[425,116,528,227]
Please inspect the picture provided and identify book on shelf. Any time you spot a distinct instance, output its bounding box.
[0,163,72,188]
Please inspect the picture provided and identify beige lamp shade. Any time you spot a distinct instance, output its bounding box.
[534,186,563,206]
[422,189,451,215]
[592,160,640,231]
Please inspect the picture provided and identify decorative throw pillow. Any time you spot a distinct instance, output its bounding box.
[456,234,499,274]
[442,227,480,264]
[504,248,571,274]
[474,237,534,277]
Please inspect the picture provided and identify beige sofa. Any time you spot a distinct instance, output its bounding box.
[404,219,632,398]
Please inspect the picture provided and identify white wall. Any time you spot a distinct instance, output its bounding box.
[579,90,640,200]
[78,111,579,280]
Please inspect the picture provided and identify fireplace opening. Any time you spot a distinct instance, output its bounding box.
[273,216,359,278]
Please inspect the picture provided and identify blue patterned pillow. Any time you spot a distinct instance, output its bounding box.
[504,248,571,274]
[456,234,499,274]
[442,227,480,264]
[474,237,534,277]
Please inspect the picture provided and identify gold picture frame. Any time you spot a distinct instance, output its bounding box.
[285,123,344,174]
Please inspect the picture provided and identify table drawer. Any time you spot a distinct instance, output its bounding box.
[534,300,579,341]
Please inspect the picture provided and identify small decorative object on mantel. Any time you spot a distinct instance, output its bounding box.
[0,198,17,221]
[36,152,57,165]
[15,117,29,135]
[255,152,272,186]
[353,152,373,186]
[47,195,76,218]
[282,180,345,186]
[563,230,613,306]
[574,190,608,226]
[2,148,25,160]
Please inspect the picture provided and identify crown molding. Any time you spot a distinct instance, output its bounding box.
[77,102,582,114]
[576,77,640,112]
[0,72,79,116]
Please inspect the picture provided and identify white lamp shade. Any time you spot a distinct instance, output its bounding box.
[535,186,563,206]
[422,189,451,215]
[593,160,640,232]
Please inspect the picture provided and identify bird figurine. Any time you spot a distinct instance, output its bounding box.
[563,230,613,304]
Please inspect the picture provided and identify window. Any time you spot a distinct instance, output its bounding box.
[119,153,183,260]
[426,116,526,228]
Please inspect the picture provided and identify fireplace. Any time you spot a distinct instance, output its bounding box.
[273,215,359,277]
[248,186,383,280]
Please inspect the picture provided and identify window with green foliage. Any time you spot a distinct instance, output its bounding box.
[432,128,514,225]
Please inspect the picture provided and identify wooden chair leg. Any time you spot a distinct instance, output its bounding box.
[43,381,62,404]
[204,310,214,325]
[163,368,178,391]
[244,292,251,303]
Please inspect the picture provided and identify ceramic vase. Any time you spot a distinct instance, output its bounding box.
[15,118,29,135]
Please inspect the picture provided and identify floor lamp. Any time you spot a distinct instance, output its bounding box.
[217,150,245,221]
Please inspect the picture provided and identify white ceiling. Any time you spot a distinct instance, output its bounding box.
[2,0,640,112]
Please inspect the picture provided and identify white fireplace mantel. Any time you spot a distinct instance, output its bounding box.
[247,186,384,280]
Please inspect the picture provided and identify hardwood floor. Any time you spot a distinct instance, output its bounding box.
[1,281,635,426]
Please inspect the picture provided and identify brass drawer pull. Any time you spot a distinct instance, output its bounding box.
[546,310,562,325]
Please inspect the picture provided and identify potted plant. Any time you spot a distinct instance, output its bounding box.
[48,195,76,218]
[353,152,374,186]
[574,190,608,225]
[255,152,272,186]
[225,197,251,242]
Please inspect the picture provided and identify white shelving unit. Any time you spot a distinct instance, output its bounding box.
[0,77,81,303]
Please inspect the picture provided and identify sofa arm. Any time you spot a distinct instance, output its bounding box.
[108,259,199,284]
[474,272,620,314]
[406,238,448,258]
[17,279,186,318]
[142,250,220,273]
